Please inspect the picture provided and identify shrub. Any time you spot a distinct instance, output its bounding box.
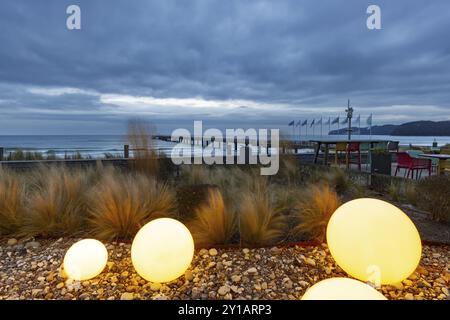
[388,181,401,202]
[404,181,418,206]
[181,165,209,186]
[238,179,287,246]
[325,168,352,194]
[6,150,45,161]
[21,167,90,237]
[293,184,341,242]
[176,184,213,221]
[277,155,301,186]
[188,188,237,245]
[416,175,450,222]
[88,172,176,240]
[0,169,26,235]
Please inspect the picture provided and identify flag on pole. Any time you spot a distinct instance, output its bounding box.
[288,120,295,126]
[295,120,301,127]
[355,114,361,136]
[310,119,315,127]
[316,118,322,125]
[341,117,348,125]
[326,117,331,135]
[301,120,308,126]
[367,114,373,137]
[331,116,339,125]
[366,114,373,126]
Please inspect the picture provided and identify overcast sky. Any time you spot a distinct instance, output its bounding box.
[0,0,449,135]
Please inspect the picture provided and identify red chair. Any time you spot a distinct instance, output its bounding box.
[394,152,431,179]
[346,142,361,171]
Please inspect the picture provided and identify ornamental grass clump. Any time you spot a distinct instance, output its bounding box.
[416,175,450,222]
[88,171,176,240]
[0,169,26,235]
[188,187,237,246]
[21,166,90,237]
[293,184,341,242]
[238,178,287,246]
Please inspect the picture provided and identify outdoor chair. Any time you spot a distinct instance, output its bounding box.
[346,142,362,171]
[394,152,431,179]
[412,150,439,173]
[334,142,347,166]
[387,141,399,152]
[359,142,371,171]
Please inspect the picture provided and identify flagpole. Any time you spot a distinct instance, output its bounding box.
[328,117,331,136]
[321,117,323,137]
[358,115,361,137]
[300,122,302,140]
[292,122,295,141]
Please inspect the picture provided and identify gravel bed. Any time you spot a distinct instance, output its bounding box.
[0,238,448,300]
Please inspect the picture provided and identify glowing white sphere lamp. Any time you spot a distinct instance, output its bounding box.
[301,277,387,300]
[131,218,194,283]
[63,239,108,281]
[326,198,422,285]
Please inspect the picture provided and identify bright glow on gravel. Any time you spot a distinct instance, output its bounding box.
[63,239,108,281]
[327,198,422,285]
[131,218,194,283]
[302,278,387,300]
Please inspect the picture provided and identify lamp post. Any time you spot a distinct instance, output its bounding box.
[345,99,353,140]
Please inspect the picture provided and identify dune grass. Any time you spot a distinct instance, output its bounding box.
[293,184,341,242]
[20,167,91,238]
[88,171,176,240]
[188,187,237,245]
[0,169,26,235]
[238,178,287,246]
[2,152,441,245]
[416,175,450,222]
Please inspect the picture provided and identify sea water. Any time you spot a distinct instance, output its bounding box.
[0,134,449,159]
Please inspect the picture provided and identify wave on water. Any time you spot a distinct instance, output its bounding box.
[0,134,449,159]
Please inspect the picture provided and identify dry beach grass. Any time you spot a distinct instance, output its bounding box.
[1,151,450,300]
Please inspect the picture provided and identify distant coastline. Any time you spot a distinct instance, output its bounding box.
[329,120,450,136]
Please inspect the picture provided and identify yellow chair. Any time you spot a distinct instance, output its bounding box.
[439,159,450,174]
[335,142,347,166]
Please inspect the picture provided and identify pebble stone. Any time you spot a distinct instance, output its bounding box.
[0,238,448,300]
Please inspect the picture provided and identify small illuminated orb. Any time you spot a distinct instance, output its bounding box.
[63,239,108,281]
[301,278,387,300]
[326,198,422,285]
[131,218,194,283]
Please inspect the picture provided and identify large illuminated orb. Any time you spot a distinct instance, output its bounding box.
[301,277,387,300]
[326,198,422,285]
[63,239,108,281]
[131,218,194,283]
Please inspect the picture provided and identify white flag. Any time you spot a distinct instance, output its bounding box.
[366,114,373,126]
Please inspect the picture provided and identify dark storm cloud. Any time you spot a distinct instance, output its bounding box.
[0,0,450,134]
